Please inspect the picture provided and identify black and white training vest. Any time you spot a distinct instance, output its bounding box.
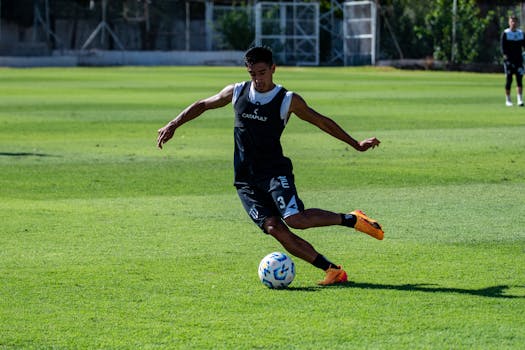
[502,28,525,64]
[233,82,293,185]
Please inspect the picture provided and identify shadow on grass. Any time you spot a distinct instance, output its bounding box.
[325,282,525,299]
[284,286,321,292]
[283,282,525,298]
[0,152,58,157]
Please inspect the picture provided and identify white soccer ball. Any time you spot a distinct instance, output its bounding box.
[258,252,295,289]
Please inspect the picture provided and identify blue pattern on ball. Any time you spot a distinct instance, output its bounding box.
[258,252,296,289]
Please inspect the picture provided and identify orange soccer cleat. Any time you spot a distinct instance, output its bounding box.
[318,266,348,286]
[351,210,384,240]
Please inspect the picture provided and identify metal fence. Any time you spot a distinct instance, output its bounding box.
[1,0,525,66]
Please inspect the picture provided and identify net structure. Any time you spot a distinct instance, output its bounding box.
[255,1,319,66]
[343,0,376,66]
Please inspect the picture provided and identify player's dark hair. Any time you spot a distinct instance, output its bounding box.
[244,46,274,67]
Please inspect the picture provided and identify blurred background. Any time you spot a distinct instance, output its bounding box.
[0,0,523,68]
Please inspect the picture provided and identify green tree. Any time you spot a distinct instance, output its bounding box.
[379,0,435,59]
[417,0,494,64]
[215,4,254,50]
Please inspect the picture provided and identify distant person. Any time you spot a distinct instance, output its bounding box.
[501,15,525,106]
[157,46,384,286]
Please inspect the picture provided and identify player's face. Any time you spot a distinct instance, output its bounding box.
[509,18,518,30]
[246,62,276,93]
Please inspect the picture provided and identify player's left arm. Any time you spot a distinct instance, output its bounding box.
[289,93,380,152]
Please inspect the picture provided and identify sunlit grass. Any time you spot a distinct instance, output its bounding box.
[0,66,524,349]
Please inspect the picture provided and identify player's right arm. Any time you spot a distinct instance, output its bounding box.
[501,32,510,63]
[157,84,234,149]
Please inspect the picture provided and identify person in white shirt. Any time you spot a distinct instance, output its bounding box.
[501,15,525,106]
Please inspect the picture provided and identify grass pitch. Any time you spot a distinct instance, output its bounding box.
[0,66,524,349]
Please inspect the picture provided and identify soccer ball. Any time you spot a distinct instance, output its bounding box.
[258,252,295,289]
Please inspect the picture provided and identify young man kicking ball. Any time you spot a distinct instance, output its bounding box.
[157,46,384,285]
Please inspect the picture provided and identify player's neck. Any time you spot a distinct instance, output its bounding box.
[252,83,276,95]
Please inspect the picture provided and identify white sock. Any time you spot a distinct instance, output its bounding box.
[518,95,523,104]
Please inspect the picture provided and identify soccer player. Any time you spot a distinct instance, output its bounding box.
[157,46,384,286]
[501,15,525,107]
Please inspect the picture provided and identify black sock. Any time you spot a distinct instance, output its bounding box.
[340,213,357,228]
[312,254,339,271]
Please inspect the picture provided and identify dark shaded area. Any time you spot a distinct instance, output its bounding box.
[285,282,525,299]
[329,282,525,299]
[0,152,59,157]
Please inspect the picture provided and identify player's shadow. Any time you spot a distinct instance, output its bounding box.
[285,286,321,292]
[325,281,525,299]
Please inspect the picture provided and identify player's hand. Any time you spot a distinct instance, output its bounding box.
[157,123,176,149]
[357,137,380,151]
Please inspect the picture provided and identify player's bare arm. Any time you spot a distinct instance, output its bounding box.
[289,93,380,152]
[157,84,235,149]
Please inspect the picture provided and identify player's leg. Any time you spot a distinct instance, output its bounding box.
[268,175,383,239]
[236,184,347,285]
[517,66,524,106]
[505,62,514,106]
[284,208,341,229]
[263,216,320,263]
[263,216,347,285]
[284,208,382,239]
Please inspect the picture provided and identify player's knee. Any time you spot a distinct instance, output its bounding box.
[264,218,297,248]
[264,217,287,236]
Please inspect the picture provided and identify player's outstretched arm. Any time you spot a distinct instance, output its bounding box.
[289,93,380,152]
[157,84,234,149]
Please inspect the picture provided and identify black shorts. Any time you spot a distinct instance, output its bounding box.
[236,175,305,233]
[504,61,524,76]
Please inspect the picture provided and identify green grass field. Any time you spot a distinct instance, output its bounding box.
[1,66,524,349]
